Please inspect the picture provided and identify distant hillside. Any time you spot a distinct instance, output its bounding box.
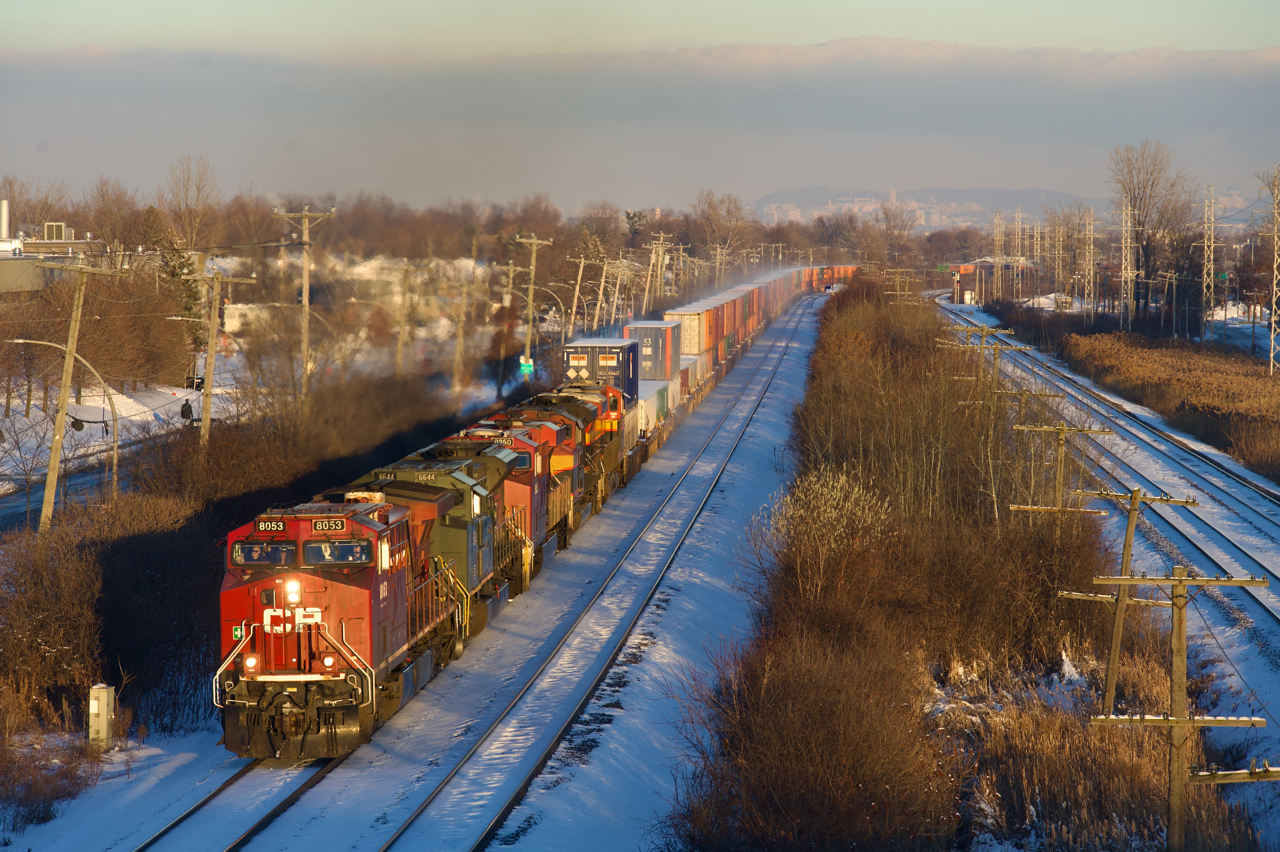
[754,186,1113,220]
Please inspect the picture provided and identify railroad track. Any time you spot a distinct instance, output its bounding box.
[134,294,822,852]
[938,298,1280,627]
[371,295,821,852]
[129,756,346,852]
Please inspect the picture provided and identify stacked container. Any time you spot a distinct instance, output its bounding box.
[562,339,640,404]
[623,321,682,382]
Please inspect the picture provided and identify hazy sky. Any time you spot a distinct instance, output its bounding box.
[2,3,1278,215]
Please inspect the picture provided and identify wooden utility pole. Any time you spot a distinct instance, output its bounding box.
[32,258,127,533]
[183,267,254,447]
[1012,422,1114,514]
[591,260,611,333]
[1062,487,1197,714]
[1089,565,1268,852]
[395,266,413,375]
[567,256,588,340]
[641,232,671,314]
[515,233,553,378]
[272,205,335,406]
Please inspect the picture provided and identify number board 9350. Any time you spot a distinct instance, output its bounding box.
[312,519,345,533]
[256,519,286,532]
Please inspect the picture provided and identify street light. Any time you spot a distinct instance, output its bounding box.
[7,339,118,500]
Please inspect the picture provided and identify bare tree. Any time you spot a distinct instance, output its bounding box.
[73,176,143,248]
[161,154,221,250]
[1106,141,1198,311]
[0,176,72,238]
[690,189,755,259]
[876,203,917,260]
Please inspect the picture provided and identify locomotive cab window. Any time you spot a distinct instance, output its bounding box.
[231,542,296,566]
[303,540,373,564]
[514,451,532,470]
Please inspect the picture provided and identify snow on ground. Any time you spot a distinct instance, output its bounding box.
[490,298,822,850]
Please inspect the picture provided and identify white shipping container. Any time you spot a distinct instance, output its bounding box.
[622,403,640,453]
[681,355,700,388]
[637,380,669,434]
[667,374,683,410]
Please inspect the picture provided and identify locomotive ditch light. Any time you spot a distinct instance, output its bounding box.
[244,656,258,670]
[323,655,336,667]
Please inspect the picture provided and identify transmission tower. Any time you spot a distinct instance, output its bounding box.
[1120,204,1136,331]
[1032,224,1043,297]
[1197,187,1220,342]
[1053,225,1066,307]
[992,210,1005,301]
[1013,206,1024,299]
[1265,166,1280,375]
[1084,208,1097,323]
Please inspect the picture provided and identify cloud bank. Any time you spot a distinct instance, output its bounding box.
[2,38,1277,212]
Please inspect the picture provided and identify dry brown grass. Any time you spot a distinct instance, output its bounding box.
[0,736,102,835]
[1062,332,1280,479]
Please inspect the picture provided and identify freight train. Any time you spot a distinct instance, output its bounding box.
[213,264,856,759]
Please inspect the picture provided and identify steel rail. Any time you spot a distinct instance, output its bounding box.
[129,759,261,852]
[222,755,350,852]
[373,295,822,852]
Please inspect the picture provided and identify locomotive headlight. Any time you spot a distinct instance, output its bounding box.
[244,656,258,670]
[323,655,336,667]
[286,580,300,604]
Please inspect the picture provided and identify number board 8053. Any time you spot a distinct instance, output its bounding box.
[312,519,345,533]
[255,519,286,533]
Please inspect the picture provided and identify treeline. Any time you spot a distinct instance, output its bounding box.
[655,277,1257,851]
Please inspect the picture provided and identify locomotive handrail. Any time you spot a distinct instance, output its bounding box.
[330,621,376,715]
[212,621,256,709]
[437,556,471,632]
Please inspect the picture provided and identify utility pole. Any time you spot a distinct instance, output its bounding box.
[272,205,336,407]
[711,243,730,289]
[395,265,414,375]
[591,259,611,333]
[32,258,127,533]
[1087,565,1268,852]
[515,233,553,380]
[1009,421,1113,540]
[1195,187,1219,342]
[1060,487,1197,714]
[567,256,588,339]
[183,267,254,447]
[641,232,671,314]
